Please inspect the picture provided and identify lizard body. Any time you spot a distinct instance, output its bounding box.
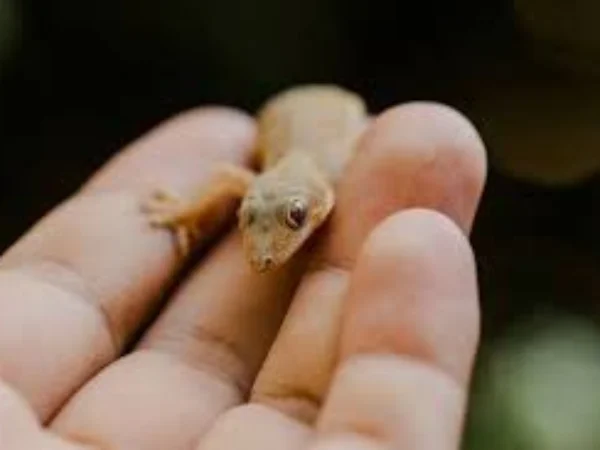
[144,85,367,272]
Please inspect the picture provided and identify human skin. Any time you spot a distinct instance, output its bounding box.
[0,101,486,450]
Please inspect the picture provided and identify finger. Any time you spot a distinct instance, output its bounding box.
[312,210,479,449]
[192,103,486,450]
[0,108,255,421]
[250,102,486,420]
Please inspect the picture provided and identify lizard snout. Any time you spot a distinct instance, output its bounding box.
[253,255,274,272]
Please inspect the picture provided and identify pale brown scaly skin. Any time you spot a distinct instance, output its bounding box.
[143,84,368,272]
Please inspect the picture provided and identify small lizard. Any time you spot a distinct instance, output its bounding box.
[143,85,368,272]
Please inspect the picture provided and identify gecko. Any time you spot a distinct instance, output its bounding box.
[142,85,368,272]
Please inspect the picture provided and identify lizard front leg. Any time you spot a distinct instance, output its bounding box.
[142,164,256,256]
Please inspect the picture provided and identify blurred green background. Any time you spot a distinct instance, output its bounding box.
[1,1,600,447]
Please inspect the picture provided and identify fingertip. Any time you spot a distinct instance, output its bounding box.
[133,105,257,156]
[168,105,255,126]
[359,208,476,279]
[84,106,257,193]
[324,102,487,270]
[367,101,487,183]
[161,106,257,155]
[352,101,487,232]
[342,208,480,384]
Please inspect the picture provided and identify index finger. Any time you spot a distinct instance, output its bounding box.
[0,108,255,421]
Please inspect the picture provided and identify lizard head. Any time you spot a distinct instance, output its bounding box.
[237,182,334,272]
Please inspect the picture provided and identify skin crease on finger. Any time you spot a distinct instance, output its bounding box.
[0,102,486,450]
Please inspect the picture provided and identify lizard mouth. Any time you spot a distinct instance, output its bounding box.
[252,255,275,273]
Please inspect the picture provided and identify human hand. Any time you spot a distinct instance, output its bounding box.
[0,102,486,450]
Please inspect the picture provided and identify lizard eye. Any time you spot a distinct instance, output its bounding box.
[284,198,307,230]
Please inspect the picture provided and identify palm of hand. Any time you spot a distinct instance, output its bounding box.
[0,103,485,450]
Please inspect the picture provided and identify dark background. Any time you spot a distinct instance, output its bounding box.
[1,1,600,446]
